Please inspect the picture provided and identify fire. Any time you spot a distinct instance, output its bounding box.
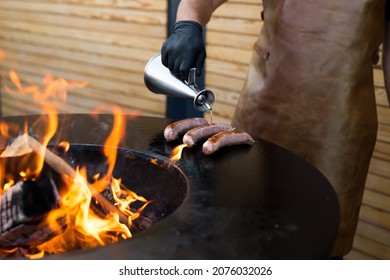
[2,179,14,192]
[0,67,149,259]
[90,104,127,193]
[5,70,88,102]
[58,141,70,152]
[37,169,133,254]
[170,144,188,162]
[110,177,150,221]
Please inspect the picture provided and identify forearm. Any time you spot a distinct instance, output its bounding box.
[177,0,228,26]
[383,21,390,105]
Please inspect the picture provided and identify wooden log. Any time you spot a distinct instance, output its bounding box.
[0,179,63,248]
[0,134,129,225]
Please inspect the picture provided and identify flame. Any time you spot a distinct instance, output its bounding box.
[31,107,58,177]
[58,141,70,152]
[110,178,150,222]
[37,168,132,254]
[89,104,141,194]
[0,70,69,183]
[8,70,24,94]
[89,104,126,193]
[0,70,149,259]
[4,71,87,102]
[170,144,188,162]
[25,250,45,260]
[0,123,9,137]
[3,179,14,192]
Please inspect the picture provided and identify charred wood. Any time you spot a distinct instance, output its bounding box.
[0,178,63,248]
[1,133,129,225]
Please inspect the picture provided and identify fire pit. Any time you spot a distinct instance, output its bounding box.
[0,114,339,260]
[66,144,189,228]
[0,134,190,258]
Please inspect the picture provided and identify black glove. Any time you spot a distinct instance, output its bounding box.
[161,20,206,79]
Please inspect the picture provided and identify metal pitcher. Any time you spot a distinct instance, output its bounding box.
[144,53,215,112]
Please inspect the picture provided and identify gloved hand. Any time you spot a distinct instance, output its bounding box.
[161,20,206,80]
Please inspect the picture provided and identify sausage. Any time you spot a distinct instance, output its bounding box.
[164,117,208,142]
[183,123,233,148]
[202,129,255,155]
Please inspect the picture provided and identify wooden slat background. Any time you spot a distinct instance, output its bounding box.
[0,0,167,116]
[0,0,389,259]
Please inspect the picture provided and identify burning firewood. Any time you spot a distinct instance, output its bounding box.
[0,133,132,249]
[1,133,78,180]
[0,178,64,248]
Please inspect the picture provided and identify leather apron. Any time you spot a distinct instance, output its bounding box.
[232,0,385,256]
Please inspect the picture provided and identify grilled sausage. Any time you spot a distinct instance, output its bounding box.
[202,129,255,155]
[183,123,233,148]
[164,117,208,142]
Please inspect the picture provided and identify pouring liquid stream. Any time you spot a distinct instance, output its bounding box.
[205,103,213,124]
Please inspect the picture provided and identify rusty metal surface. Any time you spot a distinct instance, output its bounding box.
[0,114,339,260]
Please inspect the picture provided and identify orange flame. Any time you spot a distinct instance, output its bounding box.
[0,70,149,259]
[89,104,127,193]
[58,141,70,152]
[37,168,133,254]
[170,144,188,162]
[110,178,150,222]
[4,71,87,103]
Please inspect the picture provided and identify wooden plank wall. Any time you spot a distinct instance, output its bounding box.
[350,53,390,260]
[0,0,389,259]
[206,1,390,260]
[204,0,261,124]
[0,0,167,116]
